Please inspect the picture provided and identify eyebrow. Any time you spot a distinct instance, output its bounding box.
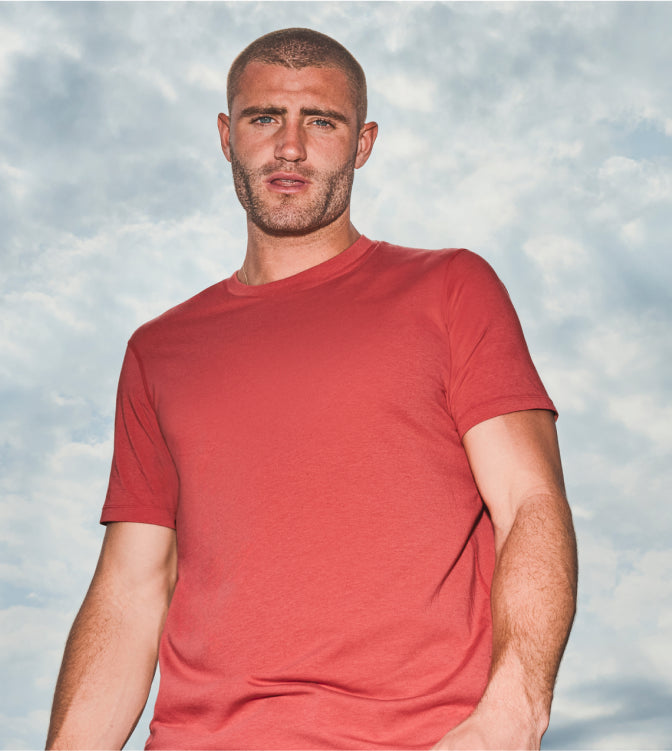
[239,105,350,124]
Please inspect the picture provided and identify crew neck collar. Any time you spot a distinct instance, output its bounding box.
[225,235,378,298]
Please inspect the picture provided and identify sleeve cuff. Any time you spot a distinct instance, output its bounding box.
[100,504,176,529]
[457,396,558,440]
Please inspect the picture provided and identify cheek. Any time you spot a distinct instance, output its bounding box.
[311,136,358,166]
[231,130,269,158]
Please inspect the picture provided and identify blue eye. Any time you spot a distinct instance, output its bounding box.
[254,116,274,124]
[313,119,333,128]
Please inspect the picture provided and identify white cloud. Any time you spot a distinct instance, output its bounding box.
[523,234,587,274]
[579,320,649,382]
[0,24,26,83]
[620,217,646,246]
[0,710,51,751]
[522,235,593,320]
[187,62,226,92]
[371,73,437,113]
[608,551,672,632]
[608,394,672,453]
[0,158,28,199]
[140,68,178,103]
[598,156,672,202]
[594,157,672,253]
[1,3,672,749]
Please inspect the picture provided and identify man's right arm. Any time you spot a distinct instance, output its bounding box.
[46,521,177,750]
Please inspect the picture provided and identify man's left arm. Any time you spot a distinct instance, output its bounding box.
[433,409,578,750]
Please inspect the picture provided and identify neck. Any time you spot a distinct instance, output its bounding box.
[240,212,361,286]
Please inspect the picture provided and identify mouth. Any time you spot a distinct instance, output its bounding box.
[265,172,310,193]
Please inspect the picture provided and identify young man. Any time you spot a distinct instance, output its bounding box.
[47,28,577,750]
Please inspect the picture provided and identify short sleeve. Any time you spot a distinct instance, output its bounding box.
[100,342,179,528]
[444,250,557,439]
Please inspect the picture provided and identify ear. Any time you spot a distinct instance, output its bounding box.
[354,121,378,169]
[217,113,232,163]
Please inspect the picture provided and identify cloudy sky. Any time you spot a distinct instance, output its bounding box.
[1,1,671,749]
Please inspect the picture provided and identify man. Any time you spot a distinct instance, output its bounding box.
[47,28,577,750]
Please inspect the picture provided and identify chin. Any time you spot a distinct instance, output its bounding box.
[250,204,349,238]
[252,221,327,238]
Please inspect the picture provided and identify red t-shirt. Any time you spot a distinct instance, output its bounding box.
[102,236,556,750]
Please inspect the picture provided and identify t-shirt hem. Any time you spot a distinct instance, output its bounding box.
[457,396,558,440]
[100,505,176,529]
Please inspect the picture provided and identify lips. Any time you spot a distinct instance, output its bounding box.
[265,172,310,194]
[267,172,308,184]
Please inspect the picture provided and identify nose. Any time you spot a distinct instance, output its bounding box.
[274,119,307,162]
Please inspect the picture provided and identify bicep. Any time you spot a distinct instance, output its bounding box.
[92,522,177,604]
[462,409,567,543]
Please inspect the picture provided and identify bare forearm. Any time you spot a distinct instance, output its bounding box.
[433,492,577,750]
[432,411,577,749]
[485,492,578,740]
[46,541,175,751]
[47,584,163,750]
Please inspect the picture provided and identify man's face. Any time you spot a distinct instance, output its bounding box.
[219,62,374,236]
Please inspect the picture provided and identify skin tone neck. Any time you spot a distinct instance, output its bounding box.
[241,202,361,286]
[218,62,378,285]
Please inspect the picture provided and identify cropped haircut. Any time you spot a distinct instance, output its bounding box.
[227,28,367,127]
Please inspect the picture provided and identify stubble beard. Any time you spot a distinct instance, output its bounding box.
[229,147,357,237]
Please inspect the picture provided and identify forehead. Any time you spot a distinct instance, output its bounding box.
[232,62,355,114]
